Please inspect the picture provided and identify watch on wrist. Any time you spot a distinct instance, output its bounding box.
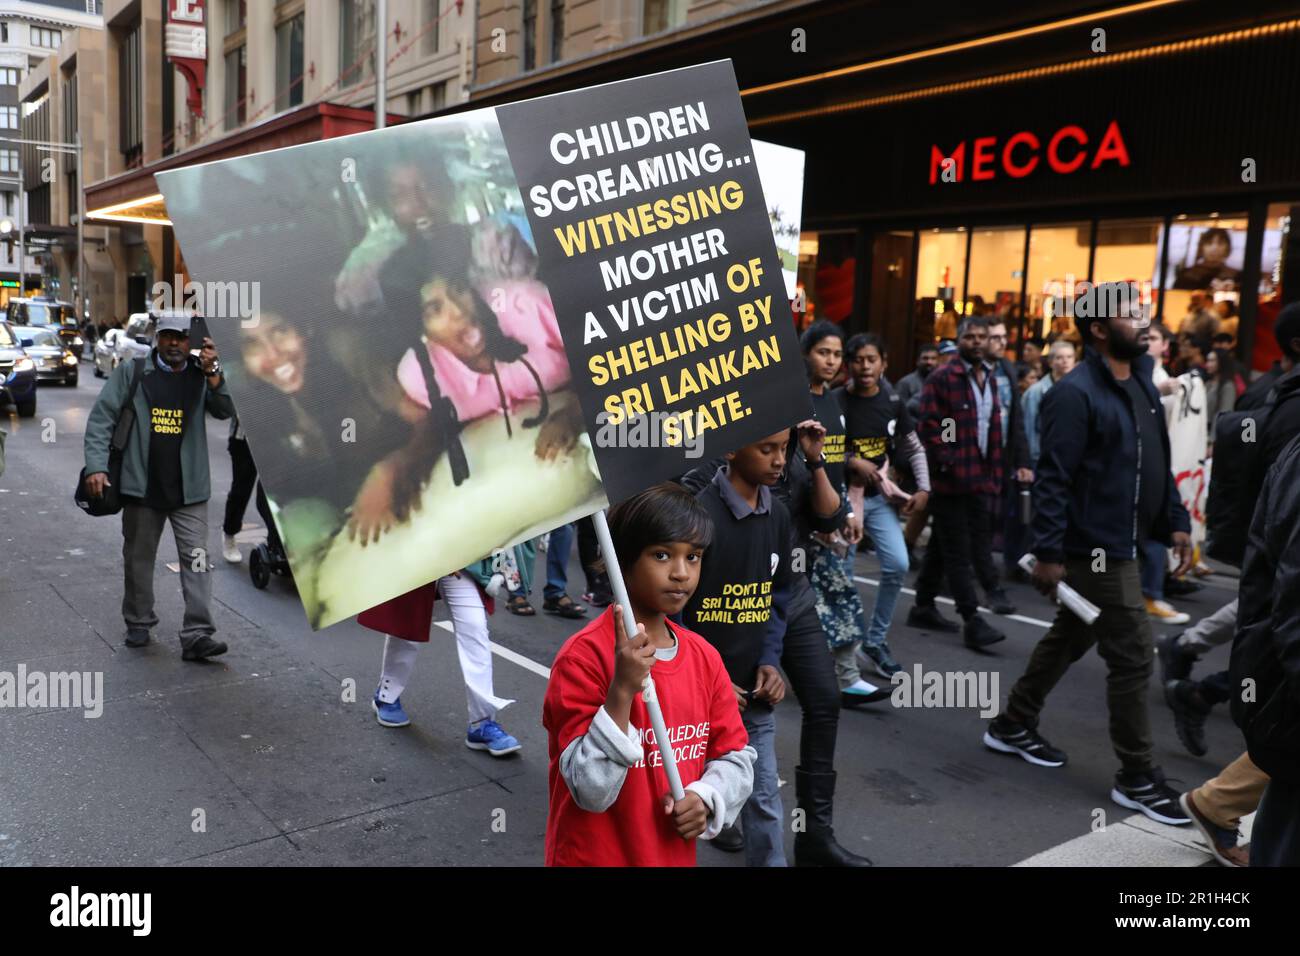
[806,455,826,471]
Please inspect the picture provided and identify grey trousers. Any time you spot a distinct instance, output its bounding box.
[122,501,216,647]
[1178,598,1238,653]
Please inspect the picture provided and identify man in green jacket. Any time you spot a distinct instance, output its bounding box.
[83,313,235,660]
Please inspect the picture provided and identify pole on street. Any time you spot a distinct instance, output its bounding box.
[375,0,387,130]
[17,151,24,296]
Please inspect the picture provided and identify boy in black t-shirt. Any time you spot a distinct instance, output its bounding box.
[683,430,796,867]
[835,334,931,681]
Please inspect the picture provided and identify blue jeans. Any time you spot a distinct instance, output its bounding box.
[544,522,575,601]
[741,705,786,867]
[1139,537,1166,601]
[862,493,909,649]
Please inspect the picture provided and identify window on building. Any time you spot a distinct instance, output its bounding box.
[32,27,61,49]
[0,69,17,87]
[966,226,1027,355]
[1250,202,1297,374]
[63,71,77,219]
[225,0,247,36]
[643,0,686,35]
[119,23,142,164]
[224,45,246,131]
[522,0,537,71]
[339,0,376,88]
[1092,217,1160,324]
[915,227,966,342]
[430,80,446,112]
[1160,213,1249,348]
[796,230,857,332]
[1025,222,1090,341]
[0,23,7,44]
[275,13,305,112]
[422,0,440,55]
[0,105,17,129]
[550,0,565,62]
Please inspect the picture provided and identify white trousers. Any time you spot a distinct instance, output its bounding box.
[376,573,516,724]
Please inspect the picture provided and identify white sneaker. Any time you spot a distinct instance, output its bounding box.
[222,534,242,564]
[1146,598,1189,625]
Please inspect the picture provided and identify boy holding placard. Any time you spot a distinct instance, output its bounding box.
[543,483,755,867]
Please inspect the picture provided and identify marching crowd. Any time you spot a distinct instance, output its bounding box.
[79,293,1300,868]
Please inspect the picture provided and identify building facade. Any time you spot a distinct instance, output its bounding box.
[0,0,102,307]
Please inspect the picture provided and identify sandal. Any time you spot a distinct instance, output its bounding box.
[506,594,536,616]
[544,594,587,619]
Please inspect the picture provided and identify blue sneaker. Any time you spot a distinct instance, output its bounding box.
[372,693,411,728]
[466,719,521,757]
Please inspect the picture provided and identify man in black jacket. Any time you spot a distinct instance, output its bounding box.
[680,421,869,866]
[1230,430,1300,865]
[984,287,1194,825]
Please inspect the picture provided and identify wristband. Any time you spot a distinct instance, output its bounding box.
[806,455,826,471]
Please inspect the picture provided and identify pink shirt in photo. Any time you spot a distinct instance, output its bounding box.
[396,279,571,422]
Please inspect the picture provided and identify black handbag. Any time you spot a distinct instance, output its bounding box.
[75,358,146,517]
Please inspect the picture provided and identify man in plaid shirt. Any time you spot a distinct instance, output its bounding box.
[909,314,1008,649]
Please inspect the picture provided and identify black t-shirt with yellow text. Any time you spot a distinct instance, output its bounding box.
[836,385,915,496]
[141,367,187,511]
[809,387,847,493]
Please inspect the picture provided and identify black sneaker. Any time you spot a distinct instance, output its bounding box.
[1165,679,1211,757]
[907,604,960,633]
[710,821,744,853]
[982,717,1068,767]
[985,588,1017,615]
[963,615,1006,649]
[1156,632,1196,683]
[125,628,152,648]
[182,636,229,662]
[1111,768,1191,825]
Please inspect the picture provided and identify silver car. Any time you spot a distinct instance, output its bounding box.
[14,325,78,386]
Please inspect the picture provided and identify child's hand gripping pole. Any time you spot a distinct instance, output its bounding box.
[592,509,687,801]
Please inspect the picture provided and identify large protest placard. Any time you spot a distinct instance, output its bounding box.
[496,61,811,503]
[157,61,808,630]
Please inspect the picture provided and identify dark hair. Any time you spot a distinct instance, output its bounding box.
[1023,336,1045,351]
[917,343,940,356]
[1017,365,1038,383]
[957,314,990,338]
[800,319,844,355]
[1197,226,1232,260]
[607,482,714,574]
[1274,301,1300,361]
[845,332,885,360]
[1147,323,1170,342]
[1209,347,1238,382]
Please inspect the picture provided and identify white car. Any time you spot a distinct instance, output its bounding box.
[92,327,123,378]
[93,313,158,377]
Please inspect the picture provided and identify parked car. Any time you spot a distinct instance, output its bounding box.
[93,327,123,378]
[7,297,82,353]
[0,320,37,416]
[14,325,79,386]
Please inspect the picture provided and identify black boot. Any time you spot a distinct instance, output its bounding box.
[793,767,873,867]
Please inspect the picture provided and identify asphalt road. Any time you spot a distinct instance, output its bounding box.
[0,366,1245,866]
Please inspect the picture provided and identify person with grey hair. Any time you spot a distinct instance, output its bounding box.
[83,313,235,661]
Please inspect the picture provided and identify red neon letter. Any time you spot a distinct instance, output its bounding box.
[929,142,965,184]
[1091,120,1131,169]
[1047,125,1088,174]
[971,136,997,181]
[1002,131,1040,178]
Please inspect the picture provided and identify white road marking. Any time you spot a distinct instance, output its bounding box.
[853,575,1055,629]
[433,619,553,679]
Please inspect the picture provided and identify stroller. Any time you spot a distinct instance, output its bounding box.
[248,483,295,590]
